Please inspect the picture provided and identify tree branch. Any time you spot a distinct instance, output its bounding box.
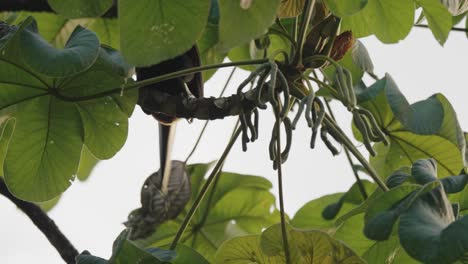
[0,178,79,264]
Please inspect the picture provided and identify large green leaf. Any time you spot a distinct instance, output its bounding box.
[324,0,368,17]
[215,223,365,263]
[20,21,100,77]
[0,17,136,201]
[357,75,465,179]
[341,0,414,43]
[136,164,279,262]
[361,235,419,264]
[416,0,452,45]
[119,0,210,66]
[48,0,114,18]
[4,96,83,202]
[399,190,468,264]
[218,0,281,51]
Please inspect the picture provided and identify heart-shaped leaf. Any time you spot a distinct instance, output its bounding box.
[357,74,465,179]
[119,0,210,66]
[0,17,136,202]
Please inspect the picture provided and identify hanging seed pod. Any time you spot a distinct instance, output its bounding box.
[353,112,376,156]
[320,125,340,156]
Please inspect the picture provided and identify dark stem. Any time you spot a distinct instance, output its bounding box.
[275,108,291,264]
[54,59,268,102]
[324,99,368,199]
[414,24,468,33]
[0,178,79,264]
[293,0,316,66]
[323,115,389,192]
[169,127,242,250]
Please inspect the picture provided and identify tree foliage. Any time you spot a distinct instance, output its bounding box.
[1,0,468,263]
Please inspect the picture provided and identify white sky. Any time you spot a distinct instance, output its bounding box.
[1,26,468,263]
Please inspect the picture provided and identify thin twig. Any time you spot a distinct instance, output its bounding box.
[170,127,242,250]
[0,178,79,264]
[184,67,237,164]
[274,107,291,264]
[414,24,468,33]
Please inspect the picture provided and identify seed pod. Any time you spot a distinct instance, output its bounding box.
[330,31,355,62]
[321,125,340,156]
[357,108,389,145]
[353,112,376,156]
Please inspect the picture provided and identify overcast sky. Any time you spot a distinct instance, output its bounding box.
[1,26,468,263]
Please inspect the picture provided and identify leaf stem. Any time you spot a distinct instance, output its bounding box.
[293,0,316,66]
[414,24,468,33]
[324,99,368,199]
[169,127,242,250]
[323,115,389,192]
[55,59,268,102]
[0,178,79,264]
[274,107,291,264]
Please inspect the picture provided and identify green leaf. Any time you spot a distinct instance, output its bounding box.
[171,244,210,264]
[324,0,368,17]
[218,0,281,51]
[341,0,414,43]
[357,75,465,179]
[76,97,128,160]
[292,193,374,255]
[215,223,365,263]
[0,17,135,201]
[48,0,113,18]
[322,180,375,220]
[291,193,344,229]
[136,165,279,262]
[37,195,61,212]
[119,0,210,66]
[362,235,419,264]
[277,0,305,18]
[4,97,82,202]
[197,23,226,81]
[416,0,452,45]
[77,145,99,181]
[20,22,100,77]
[351,40,374,75]
[398,186,468,264]
[363,184,422,240]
